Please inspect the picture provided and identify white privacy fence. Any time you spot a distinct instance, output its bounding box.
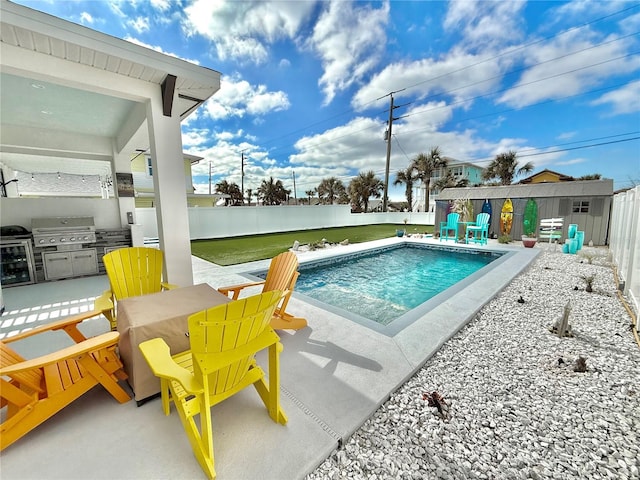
[609,186,639,315]
[135,205,434,240]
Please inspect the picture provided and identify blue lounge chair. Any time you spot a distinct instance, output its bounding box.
[439,213,460,242]
[466,212,490,245]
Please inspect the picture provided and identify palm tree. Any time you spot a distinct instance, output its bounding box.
[411,147,448,212]
[305,188,316,205]
[349,170,384,213]
[393,166,418,211]
[317,177,347,205]
[215,180,242,206]
[245,188,253,205]
[482,151,533,185]
[257,177,290,205]
[577,173,602,181]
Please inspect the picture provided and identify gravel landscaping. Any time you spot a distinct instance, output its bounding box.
[307,247,640,480]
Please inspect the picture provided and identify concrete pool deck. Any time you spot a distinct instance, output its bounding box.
[0,237,539,479]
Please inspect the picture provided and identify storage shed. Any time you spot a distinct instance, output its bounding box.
[436,179,614,245]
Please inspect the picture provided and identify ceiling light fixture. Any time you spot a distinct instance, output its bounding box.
[57,172,61,179]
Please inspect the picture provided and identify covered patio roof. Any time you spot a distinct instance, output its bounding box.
[0,0,222,286]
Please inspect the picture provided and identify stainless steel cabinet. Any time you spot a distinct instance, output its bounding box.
[0,240,36,286]
[43,248,98,280]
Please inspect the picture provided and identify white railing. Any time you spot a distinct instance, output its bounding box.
[609,186,639,314]
[135,205,434,240]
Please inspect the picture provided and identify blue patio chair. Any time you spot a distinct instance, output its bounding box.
[439,213,460,242]
[466,212,490,245]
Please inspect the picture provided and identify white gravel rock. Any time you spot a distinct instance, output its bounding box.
[306,248,640,480]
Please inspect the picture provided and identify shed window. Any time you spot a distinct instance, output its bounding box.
[572,200,590,213]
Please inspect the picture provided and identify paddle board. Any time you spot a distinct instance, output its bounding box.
[481,199,492,225]
[523,198,538,237]
[500,198,513,236]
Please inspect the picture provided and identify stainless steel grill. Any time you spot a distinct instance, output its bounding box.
[32,216,96,248]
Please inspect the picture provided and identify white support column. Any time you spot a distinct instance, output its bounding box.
[146,98,194,287]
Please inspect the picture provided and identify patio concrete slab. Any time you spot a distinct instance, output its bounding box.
[0,238,540,479]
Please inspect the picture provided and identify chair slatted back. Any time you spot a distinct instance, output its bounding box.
[475,212,490,226]
[263,252,298,293]
[103,247,165,301]
[187,291,282,396]
[0,342,44,396]
[446,213,460,227]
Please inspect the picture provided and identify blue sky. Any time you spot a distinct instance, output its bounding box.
[16,0,640,200]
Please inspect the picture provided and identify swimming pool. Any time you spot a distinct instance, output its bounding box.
[294,244,499,325]
[251,242,507,335]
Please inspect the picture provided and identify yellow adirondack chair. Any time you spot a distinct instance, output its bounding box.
[139,290,288,480]
[0,310,131,451]
[217,251,307,330]
[95,247,179,330]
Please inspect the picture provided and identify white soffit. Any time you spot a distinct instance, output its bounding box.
[0,0,221,118]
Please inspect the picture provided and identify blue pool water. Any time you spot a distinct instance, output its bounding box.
[294,245,499,325]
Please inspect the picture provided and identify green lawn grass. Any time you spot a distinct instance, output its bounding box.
[191,224,433,265]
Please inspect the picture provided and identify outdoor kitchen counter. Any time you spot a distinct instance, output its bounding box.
[116,283,230,404]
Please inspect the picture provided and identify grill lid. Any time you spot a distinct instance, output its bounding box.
[1,225,31,238]
[32,216,95,232]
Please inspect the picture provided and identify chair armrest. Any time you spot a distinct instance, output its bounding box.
[218,280,266,299]
[161,283,179,290]
[2,310,105,344]
[94,290,114,312]
[0,332,120,375]
[139,338,203,394]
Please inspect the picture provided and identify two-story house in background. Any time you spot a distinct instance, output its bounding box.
[132,153,227,207]
[414,158,485,212]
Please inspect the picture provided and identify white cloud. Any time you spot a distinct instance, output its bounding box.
[552,0,630,19]
[557,131,577,141]
[352,48,505,111]
[182,129,211,148]
[204,74,290,120]
[591,80,640,114]
[183,0,316,63]
[128,16,150,34]
[307,1,389,105]
[498,29,640,108]
[286,99,495,187]
[150,0,171,12]
[444,0,526,51]
[79,12,94,24]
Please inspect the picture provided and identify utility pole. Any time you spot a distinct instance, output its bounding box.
[240,150,246,205]
[292,170,297,205]
[208,160,212,195]
[380,89,405,212]
[383,94,394,212]
[377,88,407,212]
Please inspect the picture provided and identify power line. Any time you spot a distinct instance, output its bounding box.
[253,46,639,164]
[400,5,640,94]
[241,4,638,158]
[290,133,640,190]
